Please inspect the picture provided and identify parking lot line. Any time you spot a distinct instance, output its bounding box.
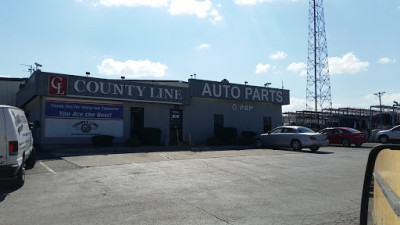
[39,161,57,174]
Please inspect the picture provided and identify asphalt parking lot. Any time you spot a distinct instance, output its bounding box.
[0,144,377,225]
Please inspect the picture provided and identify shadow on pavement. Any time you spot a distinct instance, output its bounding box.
[0,183,20,202]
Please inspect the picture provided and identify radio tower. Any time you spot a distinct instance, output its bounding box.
[306,0,332,112]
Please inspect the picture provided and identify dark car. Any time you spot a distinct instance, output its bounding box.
[319,127,367,147]
[254,126,329,152]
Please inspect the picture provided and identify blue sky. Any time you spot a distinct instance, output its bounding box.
[1,0,399,111]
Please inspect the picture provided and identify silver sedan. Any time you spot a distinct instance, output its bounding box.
[254,126,329,152]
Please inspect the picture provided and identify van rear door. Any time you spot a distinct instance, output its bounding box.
[0,108,7,165]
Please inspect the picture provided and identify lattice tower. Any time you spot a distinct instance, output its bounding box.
[306,0,332,112]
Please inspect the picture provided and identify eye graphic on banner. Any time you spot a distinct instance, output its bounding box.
[72,121,99,134]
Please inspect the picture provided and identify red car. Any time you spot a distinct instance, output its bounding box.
[319,127,367,147]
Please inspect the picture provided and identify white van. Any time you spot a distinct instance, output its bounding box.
[0,105,36,187]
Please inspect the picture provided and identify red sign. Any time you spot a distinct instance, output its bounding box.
[49,75,68,95]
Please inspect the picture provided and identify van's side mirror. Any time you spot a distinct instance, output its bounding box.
[28,122,34,130]
[360,144,400,225]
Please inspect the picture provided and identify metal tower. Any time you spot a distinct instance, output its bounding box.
[306,0,332,112]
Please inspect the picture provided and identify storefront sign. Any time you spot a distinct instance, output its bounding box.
[44,100,123,137]
[232,104,254,111]
[189,79,290,105]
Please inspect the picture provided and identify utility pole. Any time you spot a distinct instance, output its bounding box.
[374,91,385,129]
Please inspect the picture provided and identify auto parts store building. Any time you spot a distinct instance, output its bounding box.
[16,71,290,147]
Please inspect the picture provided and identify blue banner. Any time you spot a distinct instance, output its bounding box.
[45,101,123,120]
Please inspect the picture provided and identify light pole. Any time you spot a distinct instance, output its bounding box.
[374,92,385,129]
[393,101,399,127]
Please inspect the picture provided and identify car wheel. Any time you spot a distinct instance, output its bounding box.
[25,148,37,169]
[255,139,263,148]
[379,135,389,144]
[291,140,302,151]
[310,146,319,152]
[356,143,362,147]
[342,139,350,147]
[15,164,25,188]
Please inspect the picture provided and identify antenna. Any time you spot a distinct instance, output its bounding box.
[20,64,34,75]
[306,0,332,112]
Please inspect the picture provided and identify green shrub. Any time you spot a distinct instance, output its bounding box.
[241,131,257,139]
[238,131,257,145]
[125,137,140,147]
[206,137,223,146]
[220,127,237,145]
[142,127,162,146]
[92,135,114,147]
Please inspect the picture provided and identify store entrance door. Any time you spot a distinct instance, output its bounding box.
[130,107,144,142]
[170,109,183,145]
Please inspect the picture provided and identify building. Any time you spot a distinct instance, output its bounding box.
[16,71,290,147]
[0,77,26,106]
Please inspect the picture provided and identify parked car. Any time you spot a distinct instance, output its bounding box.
[0,105,36,187]
[319,127,367,147]
[375,125,400,143]
[254,126,329,152]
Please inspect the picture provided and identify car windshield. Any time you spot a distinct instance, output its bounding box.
[347,128,360,133]
[298,127,315,133]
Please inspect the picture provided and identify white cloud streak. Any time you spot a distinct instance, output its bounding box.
[328,52,369,75]
[269,51,287,60]
[196,44,210,50]
[255,63,272,74]
[287,62,307,76]
[234,0,274,5]
[80,0,222,24]
[97,58,168,78]
[377,57,396,64]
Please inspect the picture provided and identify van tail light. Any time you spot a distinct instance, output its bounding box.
[309,136,316,140]
[9,141,18,155]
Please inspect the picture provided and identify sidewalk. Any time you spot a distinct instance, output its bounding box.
[36,143,252,159]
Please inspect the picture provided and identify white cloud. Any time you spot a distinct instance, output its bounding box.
[196,44,210,50]
[328,52,369,75]
[97,58,168,78]
[282,98,306,112]
[255,63,272,74]
[82,0,222,24]
[269,51,287,60]
[234,0,274,5]
[169,0,222,23]
[98,0,168,7]
[287,62,307,76]
[377,57,396,64]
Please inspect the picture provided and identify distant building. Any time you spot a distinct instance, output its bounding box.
[0,77,25,106]
[16,71,290,147]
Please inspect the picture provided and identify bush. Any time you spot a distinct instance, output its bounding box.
[238,131,257,145]
[206,137,223,146]
[92,135,114,147]
[142,127,162,146]
[219,127,237,145]
[125,137,140,147]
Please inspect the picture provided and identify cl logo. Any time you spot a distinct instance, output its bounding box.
[49,75,68,95]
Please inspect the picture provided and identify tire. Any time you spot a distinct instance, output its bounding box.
[342,139,350,147]
[356,143,362,147]
[379,135,389,144]
[310,146,319,152]
[15,164,25,188]
[255,139,263,148]
[291,140,302,151]
[25,148,37,169]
